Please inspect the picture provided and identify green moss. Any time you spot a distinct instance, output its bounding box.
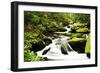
[76,28,89,33]
[72,22,87,27]
[70,33,87,38]
[71,33,82,38]
[68,37,86,42]
[63,33,72,36]
[82,34,86,38]
[68,37,86,53]
[85,34,90,53]
[57,27,67,32]
[71,22,87,30]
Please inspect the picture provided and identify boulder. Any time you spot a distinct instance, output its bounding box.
[43,38,52,46]
[30,41,46,52]
[68,38,86,53]
[30,38,52,52]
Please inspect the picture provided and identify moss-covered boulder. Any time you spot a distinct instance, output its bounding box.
[71,33,82,38]
[71,22,90,33]
[62,32,72,36]
[71,33,87,38]
[43,38,52,46]
[71,22,88,29]
[57,27,67,32]
[68,37,86,53]
[30,41,46,52]
[76,28,89,33]
[30,38,52,52]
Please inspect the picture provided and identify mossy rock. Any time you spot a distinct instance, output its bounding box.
[30,38,52,52]
[71,33,87,38]
[71,22,87,29]
[68,38,86,42]
[68,38,86,53]
[76,28,89,33]
[71,22,89,33]
[57,27,67,32]
[43,38,52,46]
[30,41,46,52]
[62,32,72,36]
[71,33,82,38]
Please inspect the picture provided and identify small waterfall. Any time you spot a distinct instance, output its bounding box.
[37,26,73,56]
[37,25,88,60]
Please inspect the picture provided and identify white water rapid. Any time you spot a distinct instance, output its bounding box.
[37,26,88,60]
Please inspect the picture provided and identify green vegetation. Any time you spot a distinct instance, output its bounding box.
[71,33,85,38]
[24,50,47,62]
[76,28,89,33]
[63,32,72,36]
[68,37,86,42]
[85,34,90,53]
[68,21,90,54]
[58,27,67,32]
[71,22,90,33]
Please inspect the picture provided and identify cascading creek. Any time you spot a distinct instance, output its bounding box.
[32,25,89,60]
[36,25,78,60]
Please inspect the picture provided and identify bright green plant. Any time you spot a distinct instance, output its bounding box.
[24,50,47,62]
[85,34,90,54]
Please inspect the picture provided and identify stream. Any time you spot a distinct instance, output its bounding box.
[37,26,88,60]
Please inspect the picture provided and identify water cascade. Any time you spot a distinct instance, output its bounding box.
[37,25,88,60]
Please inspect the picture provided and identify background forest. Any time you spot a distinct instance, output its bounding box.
[24,11,90,62]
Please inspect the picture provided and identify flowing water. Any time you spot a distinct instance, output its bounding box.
[37,26,88,60]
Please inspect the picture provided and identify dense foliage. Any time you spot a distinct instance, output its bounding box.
[24,50,47,62]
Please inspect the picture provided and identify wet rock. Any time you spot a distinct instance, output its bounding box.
[57,27,67,32]
[61,46,68,55]
[42,48,51,55]
[43,38,52,46]
[63,22,69,26]
[86,53,90,58]
[68,38,86,53]
[30,38,52,52]
[30,41,46,52]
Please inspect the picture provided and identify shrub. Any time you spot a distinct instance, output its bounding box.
[24,32,42,50]
[24,50,48,62]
